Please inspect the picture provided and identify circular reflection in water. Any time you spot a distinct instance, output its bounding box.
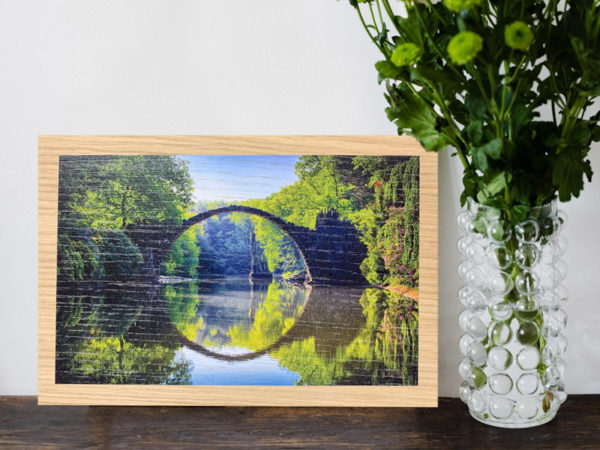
[162,277,308,360]
[55,278,419,386]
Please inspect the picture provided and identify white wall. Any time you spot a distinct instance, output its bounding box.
[0,0,598,396]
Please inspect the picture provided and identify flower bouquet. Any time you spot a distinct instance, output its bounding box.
[342,0,600,427]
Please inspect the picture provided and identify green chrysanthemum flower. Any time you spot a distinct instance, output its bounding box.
[443,0,482,13]
[505,21,534,51]
[447,31,483,65]
[391,43,423,67]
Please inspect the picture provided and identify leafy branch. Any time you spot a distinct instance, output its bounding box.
[345,0,600,218]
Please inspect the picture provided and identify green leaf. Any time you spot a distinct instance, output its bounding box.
[461,168,477,205]
[485,171,507,195]
[511,205,531,223]
[551,152,593,201]
[471,146,489,172]
[375,61,405,84]
[465,93,489,120]
[385,83,450,152]
[592,125,600,142]
[542,391,555,413]
[568,122,592,148]
[476,190,488,204]
[465,120,483,145]
[471,139,502,172]
[480,138,503,160]
[416,65,461,93]
[511,103,535,135]
[374,22,388,47]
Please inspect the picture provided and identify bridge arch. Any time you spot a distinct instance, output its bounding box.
[130,206,367,285]
[164,205,313,281]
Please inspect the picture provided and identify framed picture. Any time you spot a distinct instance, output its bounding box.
[38,136,438,406]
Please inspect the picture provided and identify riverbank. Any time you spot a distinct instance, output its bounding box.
[384,285,419,300]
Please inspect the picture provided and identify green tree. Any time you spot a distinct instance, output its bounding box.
[71,337,192,385]
[74,156,193,229]
[246,155,420,287]
[161,218,201,278]
[163,283,205,341]
[57,155,194,281]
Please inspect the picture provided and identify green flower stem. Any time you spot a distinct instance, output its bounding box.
[420,79,470,168]
[499,56,511,120]
[375,0,384,26]
[506,55,528,83]
[403,79,469,168]
[507,236,547,380]
[467,63,492,110]
[561,96,587,142]
[348,0,599,210]
[486,66,498,104]
[559,64,589,142]
[468,62,503,137]
[519,0,526,19]
[427,2,447,27]
[356,6,390,58]
[380,0,402,35]
[593,10,600,43]
[551,99,558,125]
[481,217,549,382]
[549,72,566,109]
[543,0,559,42]
[502,77,523,124]
[412,5,467,84]
[368,2,379,33]
[497,52,532,127]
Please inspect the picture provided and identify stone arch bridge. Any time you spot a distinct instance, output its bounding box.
[128,205,367,285]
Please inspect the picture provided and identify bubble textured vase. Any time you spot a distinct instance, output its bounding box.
[457,200,568,428]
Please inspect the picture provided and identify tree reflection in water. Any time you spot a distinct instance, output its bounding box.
[56,278,418,386]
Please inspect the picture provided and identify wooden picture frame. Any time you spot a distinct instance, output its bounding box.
[38,136,438,406]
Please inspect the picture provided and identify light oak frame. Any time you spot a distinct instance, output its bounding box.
[38,135,438,406]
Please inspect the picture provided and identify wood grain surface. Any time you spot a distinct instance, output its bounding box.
[2,396,599,448]
[38,136,438,406]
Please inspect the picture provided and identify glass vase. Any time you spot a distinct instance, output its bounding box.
[457,199,568,428]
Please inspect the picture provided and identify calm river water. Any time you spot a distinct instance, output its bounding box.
[56,276,418,386]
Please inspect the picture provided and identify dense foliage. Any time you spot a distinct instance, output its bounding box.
[161,224,201,278]
[57,155,192,281]
[57,230,142,281]
[58,155,193,229]
[227,285,418,385]
[345,0,599,220]
[246,155,420,287]
[57,155,420,287]
[56,155,422,385]
[70,337,192,385]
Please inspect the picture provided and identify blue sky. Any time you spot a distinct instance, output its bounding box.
[178,347,300,386]
[179,155,300,202]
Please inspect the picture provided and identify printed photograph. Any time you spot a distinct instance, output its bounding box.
[55,154,420,386]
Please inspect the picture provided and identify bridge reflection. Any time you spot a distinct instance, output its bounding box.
[175,285,367,363]
[55,278,418,386]
[108,281,365,363]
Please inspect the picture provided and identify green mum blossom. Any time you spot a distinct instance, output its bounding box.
[443,0,482,13]
[391,43,423,67]
[505,21,534,51]
[447,31,483,65]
